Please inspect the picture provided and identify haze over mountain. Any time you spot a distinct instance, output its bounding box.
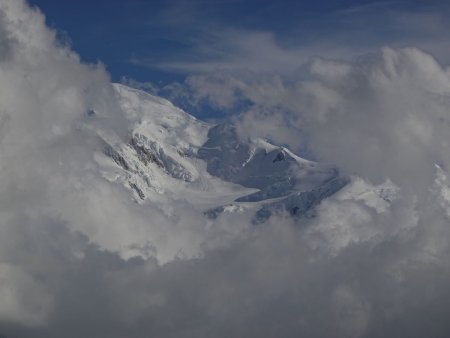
[2,1,450,338]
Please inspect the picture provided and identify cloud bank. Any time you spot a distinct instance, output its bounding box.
[1,1,450,338]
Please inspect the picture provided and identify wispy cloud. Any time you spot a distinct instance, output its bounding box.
[130,0,450,76]
[334,0,400,15]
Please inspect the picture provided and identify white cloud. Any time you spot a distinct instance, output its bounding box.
[2,1,450,337]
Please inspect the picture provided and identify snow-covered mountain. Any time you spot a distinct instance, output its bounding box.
[90,83,391,223]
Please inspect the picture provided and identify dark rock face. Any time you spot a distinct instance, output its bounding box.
[130,136,164,168]
[129,182,145,200]
[104,145,130,171]
[130,133,193,182]
[273,150,286,163]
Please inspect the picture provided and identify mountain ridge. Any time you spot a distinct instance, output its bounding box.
[90,83,392,223]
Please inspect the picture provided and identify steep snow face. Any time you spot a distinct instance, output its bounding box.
[96,84,392,222]
[113,83,209,183]
[114,83,209,149]
[96,84,255,211]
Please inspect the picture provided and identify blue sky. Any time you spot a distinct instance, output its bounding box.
[28,0,448,78]
[28,0,450,118]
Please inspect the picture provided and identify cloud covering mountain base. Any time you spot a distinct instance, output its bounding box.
[2,1,450,337]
